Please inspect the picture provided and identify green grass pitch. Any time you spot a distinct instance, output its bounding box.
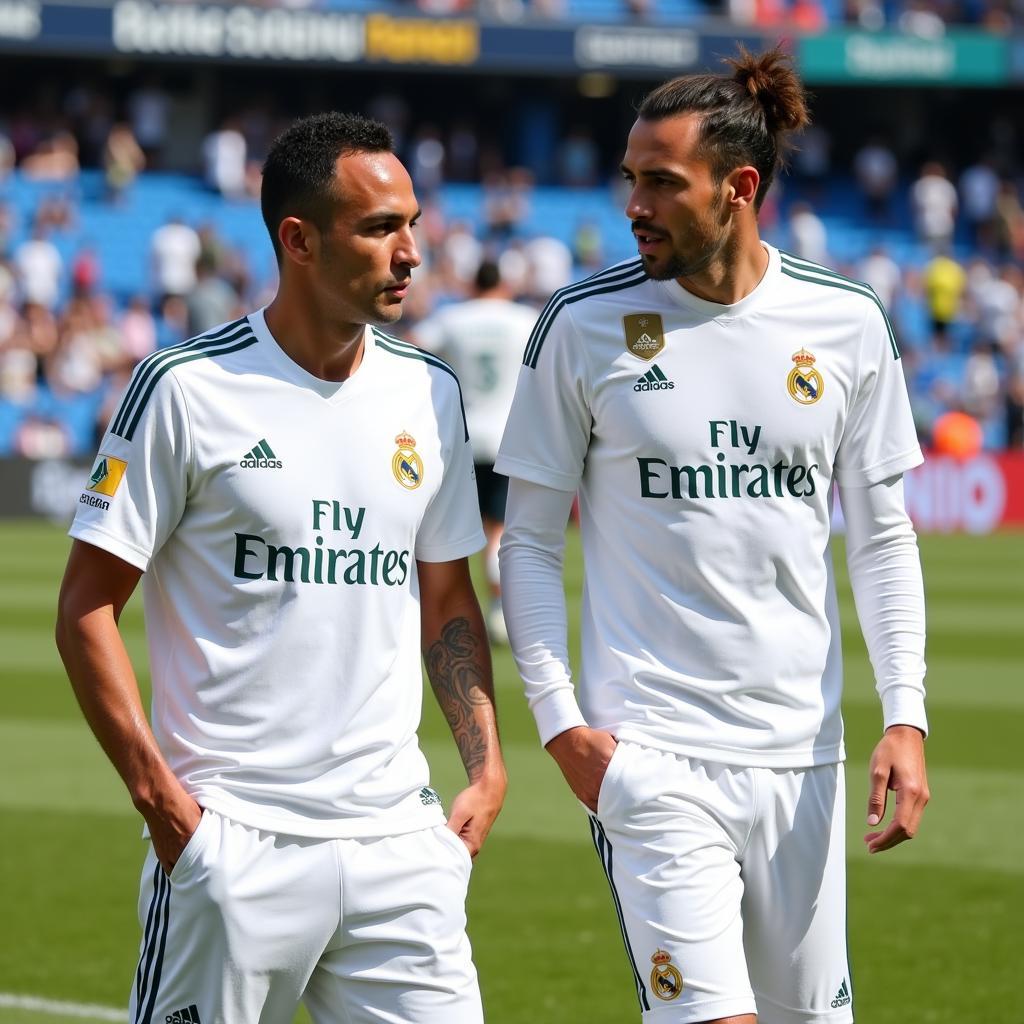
[1,521,1021,1023]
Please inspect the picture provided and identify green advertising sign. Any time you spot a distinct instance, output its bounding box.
[799,31,1009,85]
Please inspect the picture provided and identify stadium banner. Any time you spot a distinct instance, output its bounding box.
[798,30,1010,85]
[0,0,784,74]
[4,454,1024,531]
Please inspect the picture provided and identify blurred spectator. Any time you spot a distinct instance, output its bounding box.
[787,201,828,265]
[911,162,958,247]
[923,249,965,339]
[858,245,901,312]
[15,226,63,310]
[103,123,146,203]
[71,246,100,299]
[447,121,479,182]
[119,294,158,364]
[993,180,1024,261]
[187,255,239,336]
[0,202,15,257]
[202,120,247,199]
[409,125,445,196]
[484,169,532,241]
[0,131,14,181]
[972,263,1023,349]
[441,220,483,288]
[151,216,201,301]
[959,155,1000,247]
[962,340,1001,421]
[21,130,80,180]
[573,219,604,270]
[21,301,60,377]
[557,126,599,188]
[854,138,898,221]
[898,0,946,35]
[129,79,171,166]
[35,194,76,235]
[13,415,71,458]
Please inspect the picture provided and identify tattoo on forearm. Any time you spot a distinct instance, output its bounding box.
[425,616,492,778]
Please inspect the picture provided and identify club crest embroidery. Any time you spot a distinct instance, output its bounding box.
[623,313,666,360]
[650,949,683,1001]
[392,431,423,490]
[787,348,824,405]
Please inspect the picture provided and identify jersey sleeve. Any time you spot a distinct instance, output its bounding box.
[68,366,191,571]
[834,304,923,488]
[415,375,486,563]
[494,305,590,492]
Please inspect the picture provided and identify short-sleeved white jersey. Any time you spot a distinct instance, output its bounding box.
[416,297,538,463]
[70,310,485,837]
[495,246,923,767]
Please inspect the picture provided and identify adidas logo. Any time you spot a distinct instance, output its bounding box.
[240,438,282,469]
[165,1005,201,1024]
[831,978,851,1008]
[634,364,675,392]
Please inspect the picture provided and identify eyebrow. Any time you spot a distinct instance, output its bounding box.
[620,164,680,180]
[360,207,422,225]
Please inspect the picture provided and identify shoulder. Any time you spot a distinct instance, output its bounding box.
[108,316,258,442]
[776,251,899,359]
[523,259,650,369]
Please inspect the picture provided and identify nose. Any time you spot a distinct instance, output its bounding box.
[625,184,653,223]
[394,227,421,271]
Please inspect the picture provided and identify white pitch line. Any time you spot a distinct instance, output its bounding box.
[0,993,124,1021]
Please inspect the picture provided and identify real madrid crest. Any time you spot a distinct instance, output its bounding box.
[650,949,683,1001]
[787,348,824,406]
[392,431,423,490]
[623,313,666,360]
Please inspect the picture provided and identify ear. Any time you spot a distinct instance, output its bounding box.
[277,216,318,267]
[724,165,760,212]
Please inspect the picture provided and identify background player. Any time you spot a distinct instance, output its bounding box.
[416,259,537,643]
[56,112,506,1024]
[497,49,928,1024]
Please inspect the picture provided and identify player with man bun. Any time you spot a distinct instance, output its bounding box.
[498,49,928,1023]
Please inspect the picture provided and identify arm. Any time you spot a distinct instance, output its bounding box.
[55,539,200,872]
[498,478,616,811]
[419,557,506,857]
[840,474,929,853]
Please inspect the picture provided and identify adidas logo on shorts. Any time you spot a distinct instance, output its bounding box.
[831,978,851,1008]
[634,364,674,392]
[166,1004,201,1024]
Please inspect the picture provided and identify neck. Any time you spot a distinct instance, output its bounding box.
[676,221,768,306]
[264,286,366,382]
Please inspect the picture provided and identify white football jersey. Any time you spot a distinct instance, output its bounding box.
[495,245,923,767]
[416,297,537,463]
[70,310,485,836]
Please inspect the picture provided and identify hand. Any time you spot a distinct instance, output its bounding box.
[864,724,929,854]
[142,793,203,875]
[545,726,618,813]
[447,770,507,859]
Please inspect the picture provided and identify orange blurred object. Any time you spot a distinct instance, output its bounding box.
[932,411,983,460]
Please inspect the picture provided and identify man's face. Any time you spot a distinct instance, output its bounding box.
[315,151,421,326]
[621,114,732,282]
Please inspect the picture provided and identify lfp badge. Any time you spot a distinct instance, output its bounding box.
[623,313,666,361]
[787,348,824,406]
[392,432,423,490]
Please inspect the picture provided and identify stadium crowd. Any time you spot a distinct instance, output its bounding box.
[0,87,1022,457]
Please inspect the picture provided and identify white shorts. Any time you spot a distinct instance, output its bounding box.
[592,741,853,1024]
[128,810,481,1024]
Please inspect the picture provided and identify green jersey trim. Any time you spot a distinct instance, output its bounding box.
[371,329,470,442]
[523,259,647,369]
[111,318,254,441]
[779,252,900,360]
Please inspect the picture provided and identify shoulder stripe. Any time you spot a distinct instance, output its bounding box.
[113,331,259,442]
[523,260,645,369]
[111,317,250,437]
[372,329,469,442]
[524,262,648,369]
[779,257,899,360]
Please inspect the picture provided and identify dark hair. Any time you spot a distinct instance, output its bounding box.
[638,47,810,209]
[474,260,501,292]
[261,112,394,262]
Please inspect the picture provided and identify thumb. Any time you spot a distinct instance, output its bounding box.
[867,766,889,826]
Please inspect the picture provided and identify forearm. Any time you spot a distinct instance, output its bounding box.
[422,599,503,784]
[56,603,184,816]
[499,479,586,746]
[841,475,927,734]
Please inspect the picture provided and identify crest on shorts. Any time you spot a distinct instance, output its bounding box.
[650,949,683,1001]
[623,313,665,360]
[787,348,824,406]
[392,432,423,490]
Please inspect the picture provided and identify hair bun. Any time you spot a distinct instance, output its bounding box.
[728,46,810,135]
